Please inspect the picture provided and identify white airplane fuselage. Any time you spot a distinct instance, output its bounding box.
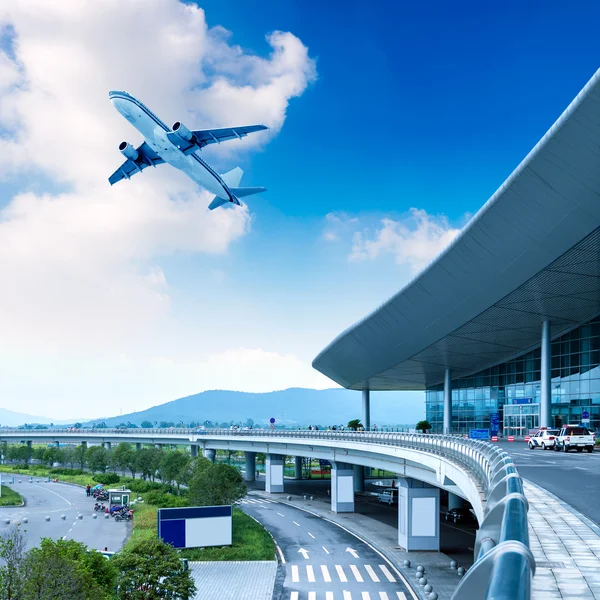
[110,91,232,200]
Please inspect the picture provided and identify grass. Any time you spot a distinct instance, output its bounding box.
[0,484,23,506]
[1,465,101,487]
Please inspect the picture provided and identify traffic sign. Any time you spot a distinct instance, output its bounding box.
[269,418,275,424]
[582,410,590,419]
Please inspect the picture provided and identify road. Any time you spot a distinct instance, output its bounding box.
[241,495,416,600]
[498,441,600,525]
[0,475,129,552]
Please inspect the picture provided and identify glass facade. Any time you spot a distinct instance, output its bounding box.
[426,315,600,434]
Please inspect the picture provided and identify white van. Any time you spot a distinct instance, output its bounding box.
[378,488,398,505]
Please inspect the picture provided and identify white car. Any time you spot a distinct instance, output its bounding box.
[528,428,560,450]
[555,425,595,453]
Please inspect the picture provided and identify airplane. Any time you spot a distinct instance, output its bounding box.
[108,90,268,210]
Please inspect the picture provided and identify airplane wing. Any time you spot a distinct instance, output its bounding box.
[192,125,268,147]
[108,142,165,185]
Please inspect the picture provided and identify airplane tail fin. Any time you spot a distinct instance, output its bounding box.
[208,166,266,210]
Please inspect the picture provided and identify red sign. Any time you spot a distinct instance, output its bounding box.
[491,436,498,442]
[508,436,515,442]
[524,436,531,442]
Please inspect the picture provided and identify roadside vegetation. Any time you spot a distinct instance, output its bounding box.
[0,485,22,507]
[0,441,275,562]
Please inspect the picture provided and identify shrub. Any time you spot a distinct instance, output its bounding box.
[50,468,85,476]
[143,491,189,508]
[94,473,120,485]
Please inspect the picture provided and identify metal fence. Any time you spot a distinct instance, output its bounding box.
[0,428,533,599]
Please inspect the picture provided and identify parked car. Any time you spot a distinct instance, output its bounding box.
[445,507,476,524]
[554,425,595,453]
[378,488,398,505]
[528,428,560,450]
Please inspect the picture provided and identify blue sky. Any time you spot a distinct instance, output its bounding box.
[0,1,598,419]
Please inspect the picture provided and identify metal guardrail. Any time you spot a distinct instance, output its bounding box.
[0,428,533,599]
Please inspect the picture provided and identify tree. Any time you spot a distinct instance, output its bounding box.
[22,538,117,600]
[416,420,432,433]
[113,442,134,475]
[0,526,27,600]
[159,421,174,428]
[13,445,32,465]
[246,418,254,428]
[85,446,109,473]
[62,446,77,469]
[347,419,363,431]
[140,421,153,428]
[137,447,162,481]
[112,537,195,600]
[159,451,190,492]
[188,459,246,506]
[43,446,61,467]
[73,444,87,470]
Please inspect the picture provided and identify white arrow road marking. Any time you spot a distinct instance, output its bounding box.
[365,564,380,582]
[306,565,315,583]
[321,565,332,582]
[322,546,330,554]
[336,565,348,582]
[346,547,359,558]
[379,564,396,582]
[350,564,363,582]
[291,565,299,582]
[298,548,310,560]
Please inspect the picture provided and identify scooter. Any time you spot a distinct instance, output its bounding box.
[94,502,106,511]
[114,510,134,522]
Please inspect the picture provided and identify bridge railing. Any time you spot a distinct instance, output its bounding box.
[0,428,533,599]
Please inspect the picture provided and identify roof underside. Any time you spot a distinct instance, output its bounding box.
[313,70,600,391]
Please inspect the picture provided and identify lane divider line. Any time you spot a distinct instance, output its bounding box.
[308,532,315,539]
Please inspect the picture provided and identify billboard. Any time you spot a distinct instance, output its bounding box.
[469,429,490,440]
[158,505,232,549]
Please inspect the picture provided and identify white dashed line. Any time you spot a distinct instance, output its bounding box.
[277,512,285,517]
[293,521,300,527]
[322,546,330,554]
[308,532,315,539]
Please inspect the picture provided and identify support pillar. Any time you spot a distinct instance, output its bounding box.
[353,465,365,492]
[53,441,60,448]
[26,440,32,463]
[443,368,452,434]
[190,445,198,458]
[331,462,355,513]
[104,442,111,451]
[80,441,87,448]
[135,443,142,451]
[244,452,256,482]
[294,456,303,480]
[397,477,440,551]
[203,448,216,462]
[448,492,464,510]
[265,454,284,493]
[540,320,552,428]
[362,389,371,430]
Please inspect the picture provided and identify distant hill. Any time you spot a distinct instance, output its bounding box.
[0,407,57,427]
[84,388,425,428]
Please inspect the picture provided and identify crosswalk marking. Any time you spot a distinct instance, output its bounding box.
[350,564,363,582]
[379,593,389,600]
[336,565,348,582]
[306,565,315,583]
[290,593,298,600]
[379,565,396,582]
[321,565,332,582]
[291,565,299,582]
[362,592,371,600]
[288,593,405,600]
[396,593,408,600]
[365,564,380,582]
[308,593,316,600]
[326,593,334,600]
[343,592,352,600]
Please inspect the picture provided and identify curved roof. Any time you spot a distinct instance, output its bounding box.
[313,69,600,391]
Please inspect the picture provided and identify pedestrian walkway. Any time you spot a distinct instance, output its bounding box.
[251,490,461,600]
[188,560,276,600]
[525,480,600,600]
[289,562,400,584]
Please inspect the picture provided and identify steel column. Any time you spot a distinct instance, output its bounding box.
[443,368,452,434]
[362,389,371,429]
[540,320,552,428]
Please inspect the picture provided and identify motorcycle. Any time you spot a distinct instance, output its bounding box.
[114,510,134,522]
[93,503,106,512]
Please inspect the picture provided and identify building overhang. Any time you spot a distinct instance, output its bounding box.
[313,70,600,391]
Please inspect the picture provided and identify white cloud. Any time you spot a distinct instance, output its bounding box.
[0,1,319,412]
[322,211,359,242]
[349,208,462,273]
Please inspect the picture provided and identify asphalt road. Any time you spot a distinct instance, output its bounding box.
[0,475,129,552]
[241,495,417,600]
[497,441,600,525]
[250,478,477,568]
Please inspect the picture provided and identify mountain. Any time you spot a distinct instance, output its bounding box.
[0,407,58,427]
[83,388,425,428]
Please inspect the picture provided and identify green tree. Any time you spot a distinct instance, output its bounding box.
[73,444,87,470]
[22,538,117,600]
[112,537,195,600]
[13,445,32,465]
[347,419,363,431]
[43,446,61,467]
[113,442,135,476]
[415,420,432,433]
[246,418,254,428]
[85,446,109,473]
[140,421,153,428]
[159,451,190,492]
[137,447,162,481]
[188,459,246,506]
[62,446,77,469]
[0,526,27,600]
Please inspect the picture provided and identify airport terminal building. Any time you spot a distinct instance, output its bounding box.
[313,70,600,437]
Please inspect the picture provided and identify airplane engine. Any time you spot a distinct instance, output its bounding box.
[119,141,139,161]
[172,121,194,142]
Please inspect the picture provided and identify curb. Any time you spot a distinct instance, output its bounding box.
[0,473,26,507]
